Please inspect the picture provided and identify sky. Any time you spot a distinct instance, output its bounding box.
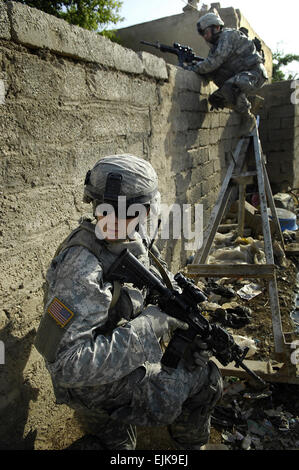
[114,0,299,77]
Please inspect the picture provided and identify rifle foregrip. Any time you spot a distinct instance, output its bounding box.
[161,330,193,368]
[161,346,181,369]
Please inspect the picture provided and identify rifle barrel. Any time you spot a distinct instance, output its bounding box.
[236,358,267,387]
[140,40,158,48]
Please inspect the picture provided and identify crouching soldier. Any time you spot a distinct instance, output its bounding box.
[34,154,223,450]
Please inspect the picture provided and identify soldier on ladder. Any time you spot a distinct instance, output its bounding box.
[186,12,268,135]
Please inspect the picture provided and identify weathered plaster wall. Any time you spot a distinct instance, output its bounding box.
[0,1,243,449]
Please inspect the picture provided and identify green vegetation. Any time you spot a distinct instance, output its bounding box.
[15,1,124,38]
[272,50,299,82]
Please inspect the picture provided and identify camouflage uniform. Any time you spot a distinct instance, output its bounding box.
[34,155,223,450]
[193,27,268,115]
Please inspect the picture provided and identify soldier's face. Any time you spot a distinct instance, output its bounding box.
[203,26,213,42]
[97,213,139,241]
[202,25,221,43]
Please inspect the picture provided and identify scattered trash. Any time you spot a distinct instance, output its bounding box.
[187,212,299,451]
[243,390,272,400]
[247,419,274,437]
[211,306,251,329]
[283,229,296,244]
[211,380,299,450]
[241,434,251,450]
[206,280,236,298]
[202,443,229,450]
[273,193,296,213]
[224,381,246,395]
[267,207,298,232]
[237,283,263,300]
[232,335,258,358]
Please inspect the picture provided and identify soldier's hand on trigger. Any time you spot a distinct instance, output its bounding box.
[183,336,212,372]
[140,305,188,341]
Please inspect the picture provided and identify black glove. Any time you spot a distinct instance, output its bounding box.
[183,336,212,372]
[208,93,225,110]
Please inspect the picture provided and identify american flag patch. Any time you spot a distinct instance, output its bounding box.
[48,298,74,328]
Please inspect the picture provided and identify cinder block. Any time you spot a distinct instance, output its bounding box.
[203,161,215,178]
[270,105,294,119]
[6,1,112,65]
[187,183,203,203]
[281,117,293,129]
[190,165,205,185]
[213,159,221,173]
[198,128,210,146]
[209,128,219,145]
[0,1,10,39]
[178,91,201,112]
[174,66,202,93]
[6,1,147,76]
[268,128,294,142]
[137,51,168,80]
[201,179,210,196]
[195,147,209,165]
[186,111,206,130]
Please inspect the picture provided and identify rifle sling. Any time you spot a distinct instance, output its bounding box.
[147,249,173,290]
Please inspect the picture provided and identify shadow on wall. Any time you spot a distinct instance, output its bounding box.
[0,325,38,450]
[155,65,242,270]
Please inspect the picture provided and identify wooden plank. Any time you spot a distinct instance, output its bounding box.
[187,263,276,278]
[262,159,285,248]
[285,243,299,256]
[238,182,246,236]
[212,358,299,384]
[218,224,238,233]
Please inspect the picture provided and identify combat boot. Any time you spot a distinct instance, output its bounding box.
[239,111,256,136]
[75,408,137,450]
[248,95,264,115]
[167,361,223,450]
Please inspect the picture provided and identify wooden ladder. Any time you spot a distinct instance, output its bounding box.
[187,120,299,384]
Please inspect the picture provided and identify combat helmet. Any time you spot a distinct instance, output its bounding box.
[197,12,224,35]
[83,154,159,218]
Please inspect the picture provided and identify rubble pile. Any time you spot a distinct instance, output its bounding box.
[211,378,299,450]
[189,193,299,450]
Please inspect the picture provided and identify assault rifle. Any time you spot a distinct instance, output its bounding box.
[107,249,267,387]
[141,40,204,68]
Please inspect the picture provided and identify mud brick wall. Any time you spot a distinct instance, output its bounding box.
[259,80,299,192]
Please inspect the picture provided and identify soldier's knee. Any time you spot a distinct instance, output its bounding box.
[187,360,223,415]
[207,360,223,408]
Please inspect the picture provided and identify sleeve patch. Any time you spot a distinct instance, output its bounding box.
[48,297,74,328]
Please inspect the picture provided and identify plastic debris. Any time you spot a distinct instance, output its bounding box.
[232,335,258,358]
[241,434,251,450]
[243,390,272,400]
[237,283,263,300]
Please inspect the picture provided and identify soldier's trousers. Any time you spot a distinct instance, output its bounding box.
[68,360,223,450]
[210,67,267,114]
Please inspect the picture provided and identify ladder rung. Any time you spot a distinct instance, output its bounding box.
[187,264,276,279]
[231,171,257,184]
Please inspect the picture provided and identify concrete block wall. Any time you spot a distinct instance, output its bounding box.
[0,1,243,449]
[258,80,299,192]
